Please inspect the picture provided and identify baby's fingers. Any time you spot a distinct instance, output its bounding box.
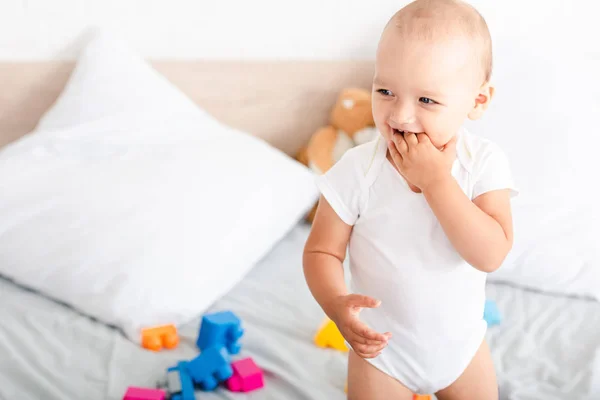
[353,349,381,359]
[356,337,387,346]
[351,345,378,359]
[350,319,389,342]
[346,330,387,346]
[346,294,381,309]
[388,140,404,165]
[353,342,387,358]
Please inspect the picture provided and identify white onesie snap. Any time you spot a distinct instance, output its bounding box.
[315,128,517,394]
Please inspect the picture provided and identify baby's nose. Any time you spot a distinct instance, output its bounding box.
[390,104,416,126]
[389,119,419,133]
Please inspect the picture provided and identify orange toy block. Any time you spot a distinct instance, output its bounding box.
[141,324,179,351]
[314,318,348,352]
[413,395,432,400]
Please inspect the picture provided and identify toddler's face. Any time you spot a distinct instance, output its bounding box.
[372,30,490,149]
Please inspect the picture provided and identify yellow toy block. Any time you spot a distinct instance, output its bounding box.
[413,395,431,400]
[314,318,348,352]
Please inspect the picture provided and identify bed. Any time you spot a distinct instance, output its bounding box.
[1,223,600,400]
[1,40,599,400]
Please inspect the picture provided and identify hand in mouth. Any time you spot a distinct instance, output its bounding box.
[393,129,421,136]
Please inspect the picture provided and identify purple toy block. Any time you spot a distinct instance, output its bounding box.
[186,346,233,391]
[197,310,244,354]
[123,386,165,400]
[226,357,264,392]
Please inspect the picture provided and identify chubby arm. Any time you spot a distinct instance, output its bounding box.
[302,195,352,317]
[423,181,513,273]
[303,195,390,358]
[388,132,514,273]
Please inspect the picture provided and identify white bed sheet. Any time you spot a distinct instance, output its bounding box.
[0,223,599,400]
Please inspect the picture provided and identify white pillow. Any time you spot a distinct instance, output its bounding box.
[465,39,600,299]
[0,29,319,340]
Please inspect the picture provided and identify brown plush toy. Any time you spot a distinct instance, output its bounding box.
[297,88,377,222]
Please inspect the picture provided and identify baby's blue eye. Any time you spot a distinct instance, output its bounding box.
[377,89,393,96]
[419,97,436,104]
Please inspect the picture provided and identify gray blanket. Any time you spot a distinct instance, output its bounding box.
[0,223,598,399]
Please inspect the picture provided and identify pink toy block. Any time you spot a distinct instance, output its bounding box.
[226,357,264,392]
[123,386,165,400]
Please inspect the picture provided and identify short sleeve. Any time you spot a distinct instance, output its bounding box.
[315,148,364,226]
[471,144,519,200]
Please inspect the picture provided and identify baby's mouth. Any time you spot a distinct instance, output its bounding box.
[393,129,418,136]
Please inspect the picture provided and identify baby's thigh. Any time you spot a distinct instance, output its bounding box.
[347,350,414,400]
[435,339,498,400]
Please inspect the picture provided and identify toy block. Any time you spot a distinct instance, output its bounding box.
[123,387,165,400]
[484,299,502,326]
[413,395,431,400]
[141,324,179,351]
[186,346,233,391]
[226,357,264,392]
[166,369,182,395]
[166,362,195,400]
[197,310,244,354]
[314,318,348,352]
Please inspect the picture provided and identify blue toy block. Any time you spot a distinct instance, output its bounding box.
[484,299,502,326]
[186,346,233,391]
[167,361,195,400]
[197,310,244,354]
[166,369,182,395]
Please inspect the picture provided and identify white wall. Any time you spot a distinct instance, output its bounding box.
[0,0,593,61]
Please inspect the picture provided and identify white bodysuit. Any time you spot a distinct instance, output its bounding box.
[316,128,517,394]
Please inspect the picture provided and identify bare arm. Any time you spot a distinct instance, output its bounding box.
[302,195,352,318]
[388,132,514,273]
[422,179,514,273]
[303,195,390,358]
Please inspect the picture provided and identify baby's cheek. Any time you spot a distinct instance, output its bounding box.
[380,130,393,143]
[374,120,391,140]
[423,122,453,147]
[419,123,438,142]
[428,134,446,148]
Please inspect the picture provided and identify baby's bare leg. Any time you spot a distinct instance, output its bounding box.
[435,340,498,400]
[347,349,414,400]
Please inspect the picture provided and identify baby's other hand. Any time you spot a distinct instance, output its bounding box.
[329,294,392,358]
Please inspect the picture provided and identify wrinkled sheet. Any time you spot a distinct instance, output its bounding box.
[0,223,599,400]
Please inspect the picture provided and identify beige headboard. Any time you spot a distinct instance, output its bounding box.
[0,61,374,156]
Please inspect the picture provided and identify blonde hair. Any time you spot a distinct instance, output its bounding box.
[387,0,493,82]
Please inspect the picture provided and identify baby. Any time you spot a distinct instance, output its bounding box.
[303,1,517,399]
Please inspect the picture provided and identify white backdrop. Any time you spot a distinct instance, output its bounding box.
[0,0,593,61]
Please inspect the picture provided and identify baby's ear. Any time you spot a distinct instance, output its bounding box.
[468,83,494,120]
